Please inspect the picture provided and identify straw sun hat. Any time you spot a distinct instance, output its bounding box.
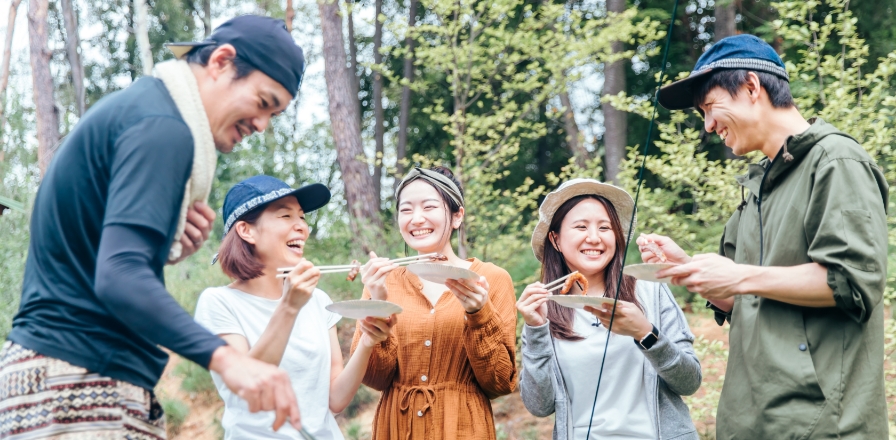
[531,178,636,262]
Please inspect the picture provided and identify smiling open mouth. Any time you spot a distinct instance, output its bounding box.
[287,240,304,250]
[581,249,604,256]
[411,229,433,237]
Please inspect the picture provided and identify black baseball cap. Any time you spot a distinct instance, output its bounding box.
[657,34,789,111]
[166,15,306,98]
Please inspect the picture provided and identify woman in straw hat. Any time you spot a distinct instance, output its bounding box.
[350,166,517,440]
[517,178,701,440]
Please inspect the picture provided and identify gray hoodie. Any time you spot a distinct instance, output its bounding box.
[520,281,702,440]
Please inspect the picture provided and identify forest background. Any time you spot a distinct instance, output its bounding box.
[0,0,894,438]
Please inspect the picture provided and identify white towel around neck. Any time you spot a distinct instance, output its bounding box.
[153,59,218,263]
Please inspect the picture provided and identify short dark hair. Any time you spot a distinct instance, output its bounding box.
[692,69,794,110]
[184,44,257,80]
[218,207,266,281]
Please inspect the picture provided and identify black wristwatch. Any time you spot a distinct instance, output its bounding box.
[635,325,659,350]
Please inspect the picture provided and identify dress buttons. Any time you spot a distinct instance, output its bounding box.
[421,375,428,382]
[417,410,423,417]
[798,344,807,351]
[425,340,432,347]
[430,309,435,314]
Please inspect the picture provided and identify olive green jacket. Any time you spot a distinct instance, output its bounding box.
[714,118,889,439]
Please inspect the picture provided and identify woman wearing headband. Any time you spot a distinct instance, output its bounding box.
[193,176,396,439]
[516,179,701,439]
[349,166,517,440]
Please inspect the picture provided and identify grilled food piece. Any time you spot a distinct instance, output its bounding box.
[643,241,667,263]
[346,260,361,282]
[561,272,588,295]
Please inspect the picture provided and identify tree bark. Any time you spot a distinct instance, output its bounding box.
[372,0,384,202]
[60,0,85,116]
[203,0,212,37]
[134,0,153,75]
[559,90,587,168]
[28,0,60,176]
[0,0,23,120]
[395,0,417,191]
[285,0,295,32]
[602,0,627,184]
[318,0,383,250]
[347,0,360,106]
[715,0,741,160]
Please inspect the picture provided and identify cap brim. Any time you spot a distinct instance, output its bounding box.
[292,183,332,214]
[165,42,216,60]
[657,68,714,111]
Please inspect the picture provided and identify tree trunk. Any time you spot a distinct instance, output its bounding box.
[60,0,85,116]
[203,0,212,37]
[134,0,153,75]
[395,0,417,191]
[28,0,60,176]
[559,90,587,168]
[346,0,360,106]
[285,0,295,32]
[715,0,741,160]
[602,0,627,184]
[318,0,383,250]
[372,0,384,202]
[0,0,23,120]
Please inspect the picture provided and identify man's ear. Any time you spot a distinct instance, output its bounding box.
[745,71,762,103]
[235,221,257,244]
[205,44,238,81]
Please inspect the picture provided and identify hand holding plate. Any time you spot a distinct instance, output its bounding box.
[446,276,489,313]
[585,300,653,339]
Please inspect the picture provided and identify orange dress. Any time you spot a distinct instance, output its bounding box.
[350,258,518,440]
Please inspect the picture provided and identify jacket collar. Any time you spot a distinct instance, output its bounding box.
[735,118,854,195]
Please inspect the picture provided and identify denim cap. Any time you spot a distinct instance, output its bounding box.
[657,34,788,111]
[221,175,330,237]
[166,15,306,97]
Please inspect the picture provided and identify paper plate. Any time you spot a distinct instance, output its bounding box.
[325,300,402,320]
[549,295,616,310]
[623,263,679,283]
[406,263,479,284]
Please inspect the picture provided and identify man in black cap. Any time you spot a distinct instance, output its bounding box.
[638,34,888,438]
[0,16,309,438]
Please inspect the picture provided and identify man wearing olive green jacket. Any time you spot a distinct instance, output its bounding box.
[638,34,889,439]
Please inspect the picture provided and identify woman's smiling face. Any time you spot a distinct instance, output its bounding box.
[237,197,308,270]
[397,181,462,254]
[552,198,617,277]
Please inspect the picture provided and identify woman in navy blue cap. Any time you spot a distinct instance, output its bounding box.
[194,175,395,440]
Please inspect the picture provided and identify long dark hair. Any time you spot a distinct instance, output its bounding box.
[542,195,639,341]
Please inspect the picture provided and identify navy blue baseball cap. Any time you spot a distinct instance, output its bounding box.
[166,15,305,97]
[657,34,789,111]
[221,175,331,237]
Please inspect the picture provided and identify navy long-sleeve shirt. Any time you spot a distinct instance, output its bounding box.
[9,77,224,390]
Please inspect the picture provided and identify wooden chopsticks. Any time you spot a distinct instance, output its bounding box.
[275,253,439,279]
[543,271,580,293]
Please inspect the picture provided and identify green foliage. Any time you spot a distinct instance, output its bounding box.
[161,397,192,433]
[342,385,378,419]
[173,357,218,395]
[0,210,29,341]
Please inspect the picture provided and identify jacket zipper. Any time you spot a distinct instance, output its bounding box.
[757,160,775,266]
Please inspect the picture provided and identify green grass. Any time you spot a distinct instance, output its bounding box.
[173,357,218,395]
[161,397,191,433]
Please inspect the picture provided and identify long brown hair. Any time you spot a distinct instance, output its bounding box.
[542,195,639,341]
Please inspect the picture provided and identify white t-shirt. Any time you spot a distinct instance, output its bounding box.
[554,307,656,439]
[194,285,344,440]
